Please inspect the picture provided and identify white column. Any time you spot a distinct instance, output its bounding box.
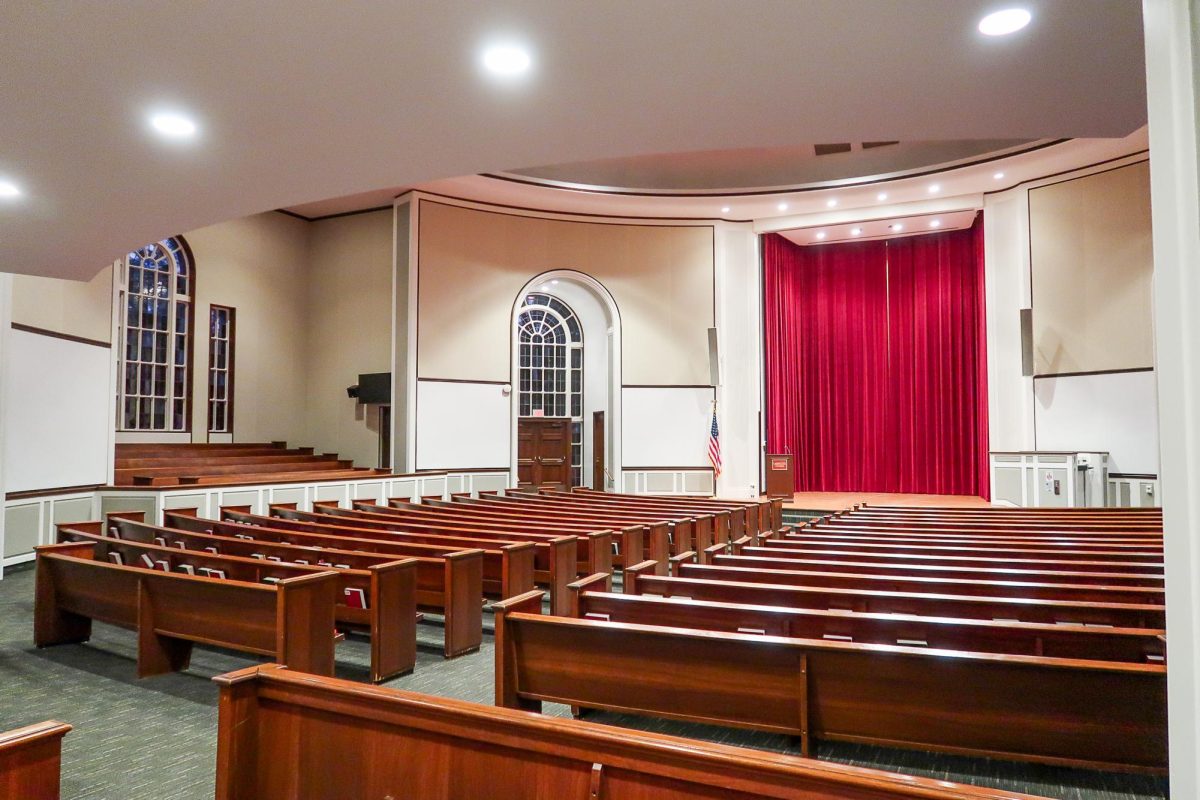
[1143,0,1200,795]
[0,273,12,577]
[714,223,762,499]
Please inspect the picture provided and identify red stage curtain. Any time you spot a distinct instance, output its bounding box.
[763,216,989,497]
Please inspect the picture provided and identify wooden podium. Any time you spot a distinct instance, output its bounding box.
[765,453,794,499]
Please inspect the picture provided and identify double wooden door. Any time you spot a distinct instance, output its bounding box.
[517,417,573,490]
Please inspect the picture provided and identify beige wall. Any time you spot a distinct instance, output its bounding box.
[183,212,310,445]
[416,201,715,385]
[11,265,113,343]
[304,209,392,466]
[1030,161,1154,374]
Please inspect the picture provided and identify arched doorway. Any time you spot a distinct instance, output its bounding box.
[510,271,621,491]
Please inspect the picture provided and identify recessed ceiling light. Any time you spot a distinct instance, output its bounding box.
[481,44,533,76]
[851,227,862,236]
[0,180,21,199]
[815,231,827,240]
[149,111,198,139]
[876,192,888,201]
[930,220,942,228]
[720,206,730,213]
[928,184,941,194]
[540,284,550,291]
[826,198,838,208]
[891,223,904,231]
[777,202,789,211]
[993,171,1005,180]
[978,8,1032,36]
[551,279,559,285]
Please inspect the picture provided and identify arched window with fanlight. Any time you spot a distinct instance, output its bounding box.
[117,237,194,431]
[517,292,584,485]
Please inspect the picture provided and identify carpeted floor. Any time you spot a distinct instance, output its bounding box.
[0,564,1168,799]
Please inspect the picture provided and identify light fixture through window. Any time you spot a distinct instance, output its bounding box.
[978,8,1032,36]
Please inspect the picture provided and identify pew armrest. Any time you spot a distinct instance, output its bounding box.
[668,551,697,577]
[567,573,611,616]
[622,560,659,594]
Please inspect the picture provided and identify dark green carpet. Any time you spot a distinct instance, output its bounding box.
[0,564,1168,799]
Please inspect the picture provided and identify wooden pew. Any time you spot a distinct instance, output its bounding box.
[446,492,692,556]
[508,488,733,544]
[152,512,487,658]
[781,529,1164,550]
[708,553,1164,587]
[745,542,1165,575]
[188,507,535,602]
[213,664,1045,800]
[624,565,1165,628]
[571,486,780,537]
[217,506,578,615]
[766,536,1164,563]
[57,522,418,682]
[673,562,1164,605]
[493,592,1167,773]
[568,573,1165,662]
[35,542,337,677]
[551,487,755,540]
[346,499,643,577]
[474,490,719,550]
[803,521,1165,540]
[0,721,71,800]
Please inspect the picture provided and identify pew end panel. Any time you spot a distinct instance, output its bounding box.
[618,526,645,571]
[34,543,98,648]
[274,571,340,678]
[669,551,698,577]
[367,559,419,683]
[0,720,72,800]
[622,559,661,595]
[492,590,547,713]
[586,531,614,578]
[568,573,614,617]
[442,549,484,658]
[500,541,538,599]
[546,536,578,616]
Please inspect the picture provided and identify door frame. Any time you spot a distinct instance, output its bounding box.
[509,270,622,492]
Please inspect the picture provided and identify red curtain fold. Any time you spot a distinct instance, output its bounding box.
[763,215,989,498]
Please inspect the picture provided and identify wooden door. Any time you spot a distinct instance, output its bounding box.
[517,418,573,490]
[592,411,606,490]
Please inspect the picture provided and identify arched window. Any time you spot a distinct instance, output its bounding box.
[117,237,193,431]
[517,292,583,485]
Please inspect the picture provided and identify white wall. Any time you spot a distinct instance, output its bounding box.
[305,209,392,466]
[415,380,509,470]
[3,328,111,492]
[983,153,1156,473]
[1033,371,1159,474]
[622,387,713,467]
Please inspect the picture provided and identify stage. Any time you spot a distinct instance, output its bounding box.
[780,491,993,513]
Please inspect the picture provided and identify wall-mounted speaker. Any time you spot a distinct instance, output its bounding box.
[1020,308,1034,377]
[707,327,720,386]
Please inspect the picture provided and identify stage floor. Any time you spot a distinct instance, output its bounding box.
[780,491,992,512]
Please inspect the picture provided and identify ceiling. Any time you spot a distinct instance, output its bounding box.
[498,140,1039,194]
[0,1,1147,279]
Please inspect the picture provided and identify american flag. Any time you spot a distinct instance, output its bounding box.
[707,409,722,477]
